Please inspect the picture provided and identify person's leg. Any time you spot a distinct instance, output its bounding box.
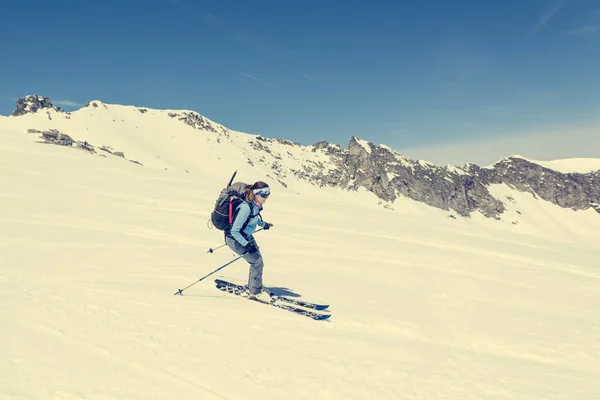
[225,236,264,295]
[246,249,264,294]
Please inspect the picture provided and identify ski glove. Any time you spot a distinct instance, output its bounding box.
[264,222,273,230]
[245,243,258,254]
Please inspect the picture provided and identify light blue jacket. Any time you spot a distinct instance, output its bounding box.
[228,201,265,247]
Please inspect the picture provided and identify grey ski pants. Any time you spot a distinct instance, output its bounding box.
[225,235,264,295]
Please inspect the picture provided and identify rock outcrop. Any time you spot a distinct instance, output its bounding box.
[250,136,599,219]
[167,111,228,135]
[26,128,142,166]
[12,95,64,116]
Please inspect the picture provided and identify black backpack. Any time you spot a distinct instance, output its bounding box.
[211,181,249,231]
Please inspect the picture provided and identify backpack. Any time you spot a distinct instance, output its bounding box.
[210,181,249,231]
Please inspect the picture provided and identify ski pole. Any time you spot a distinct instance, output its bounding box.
[174,255,244,295]
[207,243,227,253]
[207,228,265,253]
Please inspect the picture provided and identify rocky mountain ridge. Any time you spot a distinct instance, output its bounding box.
[251,135,599,219]
[7,95,600,219]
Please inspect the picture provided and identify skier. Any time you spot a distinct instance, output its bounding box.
[225,181,273,301]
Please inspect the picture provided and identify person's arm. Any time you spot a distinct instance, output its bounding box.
[230,202,250,247]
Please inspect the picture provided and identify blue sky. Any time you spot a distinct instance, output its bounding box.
[1,0,599,164]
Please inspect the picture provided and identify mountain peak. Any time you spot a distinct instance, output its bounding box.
[85,100,107,109]
[12,95,64,117]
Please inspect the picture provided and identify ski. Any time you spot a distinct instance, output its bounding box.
[214,280,331,321]
[214,279,329,310]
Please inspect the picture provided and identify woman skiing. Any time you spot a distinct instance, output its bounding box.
[225,181,273,301]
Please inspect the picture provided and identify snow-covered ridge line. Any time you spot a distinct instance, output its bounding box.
[4,94,600,220]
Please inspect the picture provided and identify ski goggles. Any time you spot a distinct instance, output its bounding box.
[253,187,271,198]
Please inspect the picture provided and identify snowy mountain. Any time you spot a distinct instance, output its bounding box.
[3,95,599,223]
[2,95,600,399]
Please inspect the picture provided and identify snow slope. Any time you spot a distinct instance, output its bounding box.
[1,107,600,399]
[490,155,600,174]
[530,158,600,174]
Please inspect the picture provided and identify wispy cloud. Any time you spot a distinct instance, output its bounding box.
[526,0,569,36]
[54,100,84,107]
[2,97,82,107]
[239,72,271,85]
[564,25,599,35]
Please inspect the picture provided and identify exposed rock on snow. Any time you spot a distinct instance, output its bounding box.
[29,127,142,166]
[249,135,598,219]
[167,111,226,134]
[12,95,64,116]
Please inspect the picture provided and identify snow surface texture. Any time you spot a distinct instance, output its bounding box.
[1,104,600,399]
